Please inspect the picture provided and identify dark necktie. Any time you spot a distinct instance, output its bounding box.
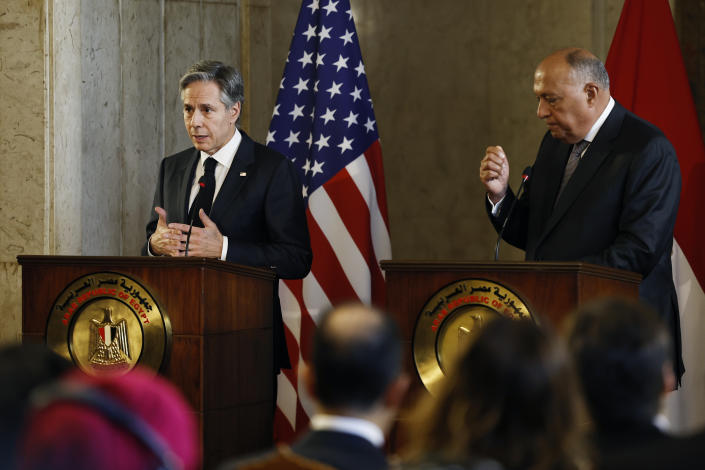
[190,157,217,227]
[555,140,589,205]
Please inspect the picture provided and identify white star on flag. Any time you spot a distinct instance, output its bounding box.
[350,86,362,101]
[316,53,326,68]
[333,55,349,72]
[289,104,305,120]
[319,25,332,42]
[343,111,358,128]
[355,60,365,76]
[302,24,316,41]
[340,29,354,45]
[314,134,330,150]
[285,130,300,147]
[337,136,354,153]
[326,81,342,98]
[323,0,338,16]
[293,78,309,94]
[320,107,336,125]
[311,160,324,176]
[298,51,314,67]
[307,0,319,13]
[265,130,276,145]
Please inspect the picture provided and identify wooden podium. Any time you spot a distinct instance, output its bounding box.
[381,260,641,449]
[381,260,641,391]
[18,255,277,469]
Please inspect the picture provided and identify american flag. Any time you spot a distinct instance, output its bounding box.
[266,0,391,440]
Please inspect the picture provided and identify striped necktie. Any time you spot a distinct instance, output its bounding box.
[555,140,589,205]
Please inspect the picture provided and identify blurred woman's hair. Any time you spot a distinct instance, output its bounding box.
[405,317,587,470]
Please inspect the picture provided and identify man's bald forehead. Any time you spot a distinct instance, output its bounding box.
[322,303,385,342]
[537,47,610,90]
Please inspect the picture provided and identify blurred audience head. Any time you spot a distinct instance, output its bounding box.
[0,343,74,468]
[19,367,200,470]
[308,302,407,429]
[407,317,585,470]
[568,297,673,430]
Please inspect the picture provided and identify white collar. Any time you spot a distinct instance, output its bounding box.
[199,128,241,169]
[583,96,615,143]
[309,414,385,448]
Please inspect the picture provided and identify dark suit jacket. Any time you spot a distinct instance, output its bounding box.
[488,102,683,379]
[143,131,312,369]
[593,423,705,470]
[289,430,388,470]
[218,430,388,470]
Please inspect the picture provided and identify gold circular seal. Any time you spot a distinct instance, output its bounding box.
[413,279,534,395]
[46,272,171,375]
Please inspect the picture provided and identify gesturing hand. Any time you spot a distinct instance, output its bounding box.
[168,209,224,258]
[479,145,510,204]
[149,207,182,256]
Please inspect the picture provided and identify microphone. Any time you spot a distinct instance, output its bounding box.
[184,177,207,256]
[494,166,532,261]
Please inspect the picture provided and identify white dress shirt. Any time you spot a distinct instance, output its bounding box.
[148,129,242,259]
[309,414,385,448]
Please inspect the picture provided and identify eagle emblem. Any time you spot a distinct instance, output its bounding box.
[88,307,131,371]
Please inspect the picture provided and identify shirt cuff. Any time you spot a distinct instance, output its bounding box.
[147,235,156,256]
[220,236,229,261]
[488,194,505,216]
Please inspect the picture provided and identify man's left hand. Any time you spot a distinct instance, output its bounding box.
[168,209,224,258]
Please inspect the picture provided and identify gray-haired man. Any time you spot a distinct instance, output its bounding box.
[142,60,312,369]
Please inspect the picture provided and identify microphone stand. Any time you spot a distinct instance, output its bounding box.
[185,178,206,256]
[494,167,532,261]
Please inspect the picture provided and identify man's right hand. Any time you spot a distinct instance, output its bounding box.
[479,145,510,204]
[149,207,182,256]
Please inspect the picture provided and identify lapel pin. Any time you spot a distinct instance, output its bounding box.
[240,172,247,177]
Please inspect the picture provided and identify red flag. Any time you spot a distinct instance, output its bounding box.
[605,0,705,432]
[267,0,391,441]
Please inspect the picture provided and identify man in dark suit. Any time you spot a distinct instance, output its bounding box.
[478,48,683,381]
[219,303,409,470]
[142,60,312,368]
[567,297,705,470]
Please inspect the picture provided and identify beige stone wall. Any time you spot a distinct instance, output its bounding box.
[0,0,46,344]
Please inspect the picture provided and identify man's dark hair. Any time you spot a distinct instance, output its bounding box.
[312,303,401,411]
[568,297,671,429]
[565,48,610,90]
[179,60,245,110]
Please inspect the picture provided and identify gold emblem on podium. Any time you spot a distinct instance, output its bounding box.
[413,279,534,395]
[46,272,171,375]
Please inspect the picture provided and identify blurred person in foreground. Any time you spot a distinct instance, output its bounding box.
[568,297,705,469]
[220,303,409,470]
[403,318,588,470]
[0,343,74,469]
[18,366,200,470]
